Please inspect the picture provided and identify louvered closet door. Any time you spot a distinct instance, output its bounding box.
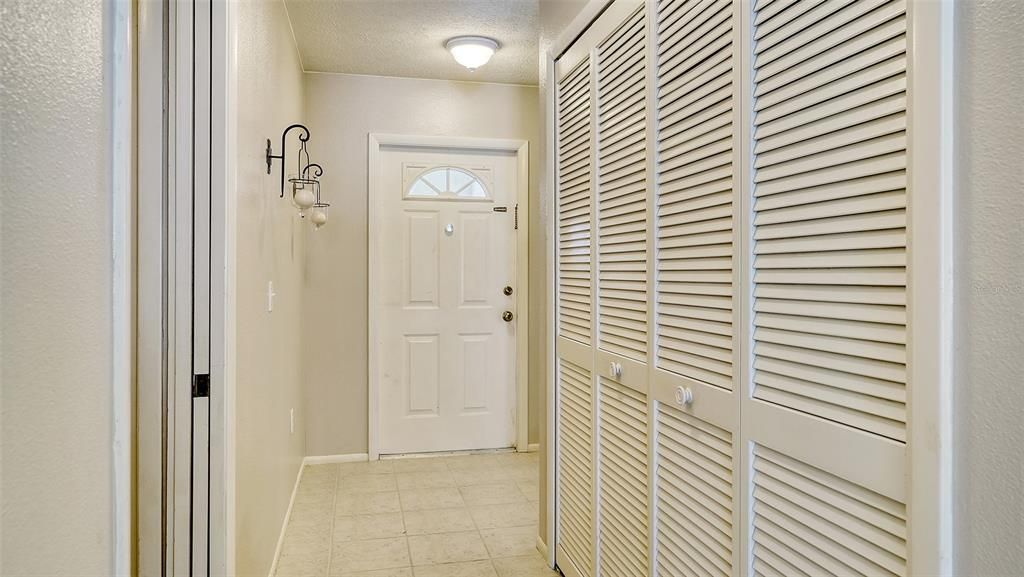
[555,52,596,577]
[597,5,649,364]
[746,0,910,575]
[594,5,653,577]
[650,0,741,574]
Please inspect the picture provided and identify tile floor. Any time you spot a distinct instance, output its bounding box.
[274,451,560,577]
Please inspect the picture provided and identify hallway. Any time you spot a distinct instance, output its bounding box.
[274,452,555,577]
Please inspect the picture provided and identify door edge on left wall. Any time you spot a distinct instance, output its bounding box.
[110,0,133,573]
[135,1,237,575]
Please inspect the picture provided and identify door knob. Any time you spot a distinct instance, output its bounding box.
[503,286,514,296]
[502,311,514,322]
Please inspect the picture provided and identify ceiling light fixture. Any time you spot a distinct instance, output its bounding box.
[446,36,499,71]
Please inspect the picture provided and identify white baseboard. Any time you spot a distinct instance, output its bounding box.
[268,461,305,577]
[303,453,369,465]
[526,443,540,453]
[535,535,550,560]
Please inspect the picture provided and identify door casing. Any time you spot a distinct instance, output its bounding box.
[368,134,531,459]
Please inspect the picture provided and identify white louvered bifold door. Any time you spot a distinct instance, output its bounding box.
[597,5,649,364]
[558,356,596,577]
[598,378,649,577]
[593,5,655,577]
[650,0,742,574]
[745,0,910,575]
[555,49,596,577]
[553,0,936,575]
[559,59,594,347]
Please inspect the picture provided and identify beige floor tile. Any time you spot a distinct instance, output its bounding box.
[281,523,332,556]
[290,502,334,528]
[278,453,540,577]
[390,457,450,473]
[333,512,406,542]
[275,550,329,577]
[407,531,489,566]
[339,473,398,494]
[480,526,538,559]
[515,480,539,503]
[338,569,413,577]
[442,454,501,471]
[303,464,340,479]
[336,492,401,516]
[399,487,466,511]
[403,507,476,535]
[459,483,527,507]
[338,460,394,477]
[330,537,410,574]
[295,485,336,505]
[502,466,538,482]
[490,453,537,467]
[396,470,456,491]
[491,555,559,577]
[469,503,539,530]
[412,560,498,577]
[452,467,509,487]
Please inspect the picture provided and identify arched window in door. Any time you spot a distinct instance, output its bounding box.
[406,166,490,200]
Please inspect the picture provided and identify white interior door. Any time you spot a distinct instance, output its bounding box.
[377,145,519,454]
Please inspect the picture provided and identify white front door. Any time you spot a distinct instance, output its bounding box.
[377,145,518,454]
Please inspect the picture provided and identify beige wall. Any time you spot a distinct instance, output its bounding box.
[234,0,308,575]
[302,73,540,456]
[0,0,117,574]
[954,0,1024,574]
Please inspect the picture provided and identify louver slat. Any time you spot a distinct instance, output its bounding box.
[599,378,649,577]
[558,360,594,577]
[655,0,735,390]
[597,7,648,362]
[656,404,734,577]
[751,0,908,442]
[751,445,907,577]
[558,60,594,346]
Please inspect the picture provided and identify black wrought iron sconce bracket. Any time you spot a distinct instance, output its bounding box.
[265,123,311,198]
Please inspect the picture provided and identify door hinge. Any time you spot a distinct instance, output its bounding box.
[192,373,210,398]
[514,203,519,230]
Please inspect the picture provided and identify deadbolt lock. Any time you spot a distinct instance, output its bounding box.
[503,286,514,296]
[502,311,514,322]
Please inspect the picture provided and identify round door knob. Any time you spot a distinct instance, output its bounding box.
[503,286,514,296]
[502,311,514,322]
[675,386,694,406]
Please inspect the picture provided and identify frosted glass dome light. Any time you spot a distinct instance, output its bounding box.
[293,185,316,210]
[311,207,328,229]
[446,36,499,71]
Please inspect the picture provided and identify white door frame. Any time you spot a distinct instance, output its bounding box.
[368,133,530,459]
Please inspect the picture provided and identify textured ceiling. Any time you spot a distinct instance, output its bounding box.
[283,0,544,85]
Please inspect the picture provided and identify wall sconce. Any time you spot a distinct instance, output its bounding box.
[266,123,330,229]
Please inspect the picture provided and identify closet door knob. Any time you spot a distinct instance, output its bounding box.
[675,386,694,406]
[609,362,623,379]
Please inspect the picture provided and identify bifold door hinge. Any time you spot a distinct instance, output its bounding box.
[192,373,210,398]
[514,203,519,230]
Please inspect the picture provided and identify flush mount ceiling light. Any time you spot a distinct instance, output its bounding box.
[446,36,499,71]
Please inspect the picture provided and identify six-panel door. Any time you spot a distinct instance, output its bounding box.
[378,146,519,454]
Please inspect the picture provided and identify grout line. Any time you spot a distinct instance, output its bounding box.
[324,463,341,576]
